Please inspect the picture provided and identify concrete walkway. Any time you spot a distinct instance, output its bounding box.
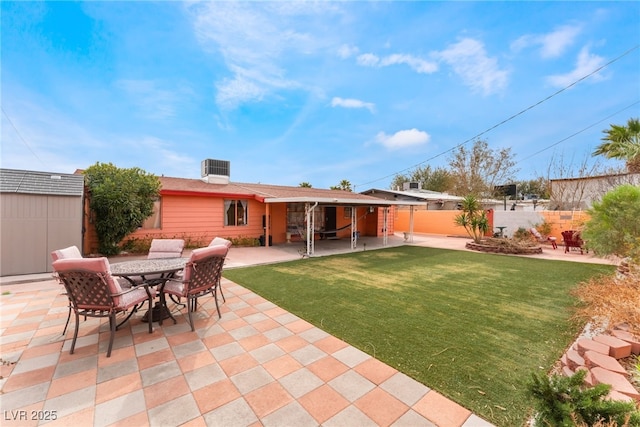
[0,234,616,426]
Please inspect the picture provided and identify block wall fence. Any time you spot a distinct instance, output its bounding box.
[395,208,590,241]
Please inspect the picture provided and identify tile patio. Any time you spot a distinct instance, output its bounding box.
[1,234,615,426]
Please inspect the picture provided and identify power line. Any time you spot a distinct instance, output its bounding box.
[355,44,640,189]
[516,100,640,164]
[1,107,46,168]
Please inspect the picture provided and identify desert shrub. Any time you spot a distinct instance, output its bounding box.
[535,220,554,237]
[527,370,640,426]
[571,274,640,335]
[513,227,532,241]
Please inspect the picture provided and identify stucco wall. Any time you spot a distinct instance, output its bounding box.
[395,208,590,241]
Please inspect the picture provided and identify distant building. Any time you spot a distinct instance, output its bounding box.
[550,173,640,210]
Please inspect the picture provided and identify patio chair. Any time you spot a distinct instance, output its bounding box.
[51,245,82,261]
[529,228,557,249]
[160,245,228,331]
[147,238,185,259]
[561,230,586,254]
[52,257,155,357]
[208,237,232,302]
[51,246,83,335]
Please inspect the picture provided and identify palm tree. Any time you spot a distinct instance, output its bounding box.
[453,195,489,243]
[592,118,640,173]
[330,179,353,192]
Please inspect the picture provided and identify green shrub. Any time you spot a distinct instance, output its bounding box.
[583,184,640,263]
[84,162,160,255]
[535,220,554,237]
[229,236,260,247]
[527,370,640,426]
[513,227,531,241]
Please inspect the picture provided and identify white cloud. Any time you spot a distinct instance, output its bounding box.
[357,52,438,74]
[216,75,266,110]
[337,44,359,59]
[375,128,430,149]
[546,46,607,87]
[357,53,380,67]
[435,38,508,95]
[511,24,582,59]
[331,97,375,113]
[186,2,339,111]
[380,54,438,74]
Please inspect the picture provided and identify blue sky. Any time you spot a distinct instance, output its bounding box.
[2,1,639,190]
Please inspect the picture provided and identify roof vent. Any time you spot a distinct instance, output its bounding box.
[201,159,230,184]
[402,182,421,191]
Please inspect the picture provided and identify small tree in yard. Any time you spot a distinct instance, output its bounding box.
[582,184,640,263]
[454,195,489,243]
[84,162,160,255]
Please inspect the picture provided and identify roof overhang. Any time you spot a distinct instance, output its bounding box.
[263,196,417,206]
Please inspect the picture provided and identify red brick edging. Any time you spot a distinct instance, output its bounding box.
[560,326,640,404]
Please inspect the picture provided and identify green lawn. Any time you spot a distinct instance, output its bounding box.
[223,246,614,426]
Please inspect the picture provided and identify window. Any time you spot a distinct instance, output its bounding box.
[286,203,324,232]
[224,200,248,226]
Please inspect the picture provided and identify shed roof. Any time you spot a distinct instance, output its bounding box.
[0,168,84,196]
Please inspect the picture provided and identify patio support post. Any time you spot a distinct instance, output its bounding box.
[351,206,357,250]
[305,202,317,256]
[264,203,270,250]
[383,207,388,247]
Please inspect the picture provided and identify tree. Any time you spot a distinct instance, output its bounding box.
[299,182,312,188]
[514,177,550,199]
[582,184,640,262]
[453,195,489,243]
[447,139,518,197]
[84,162,161,255]
[389,165,453,192]
[330,179,352,191]
[593,117,640,173]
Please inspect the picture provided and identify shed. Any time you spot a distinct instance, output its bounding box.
[0,168,84,276]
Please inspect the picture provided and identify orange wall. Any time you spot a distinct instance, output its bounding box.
[127,195,267,247]
[395,209,467,237]
[396,208,590,240]
[540,211,590,240]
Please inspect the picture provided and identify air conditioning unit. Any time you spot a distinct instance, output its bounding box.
[402,182,421,191]
[201,159,230,184]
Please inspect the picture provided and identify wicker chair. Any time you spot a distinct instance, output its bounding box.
[51,246,83,335]
[208,237,232,302]
[52,257,155,357]
[147,239,185,259]
[160,245,228,331]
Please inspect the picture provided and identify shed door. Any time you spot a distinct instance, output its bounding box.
[0,194,82,276]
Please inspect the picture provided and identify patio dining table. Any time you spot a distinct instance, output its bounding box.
[110,257,187,323]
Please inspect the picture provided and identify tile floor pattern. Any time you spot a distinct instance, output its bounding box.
[0,277,495,427]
